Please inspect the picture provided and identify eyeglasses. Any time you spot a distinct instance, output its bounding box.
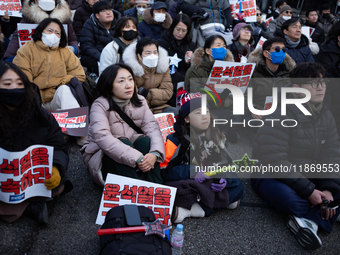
[304,79,327,89]
[256,13,262,16]
[270,46,287,52]
[175,27,188,33]
[241,28,252,33]
[284,11,293,14]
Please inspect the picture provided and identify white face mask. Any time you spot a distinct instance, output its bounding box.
[282,15,291,20]
[154,13,166,23]
[38,0,55,11]
[42,33,60,47]
[142,54,158,68]
[137,7,146,15]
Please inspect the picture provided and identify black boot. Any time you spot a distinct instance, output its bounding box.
[24,200,48,224]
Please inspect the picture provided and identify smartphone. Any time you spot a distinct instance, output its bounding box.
[124,205,142,226]
[321,197,340,218]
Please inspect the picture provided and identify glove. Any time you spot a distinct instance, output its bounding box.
[138,87,149,98]
[45,166,61,190]
[194,171,210,183]
[211,178,227,192]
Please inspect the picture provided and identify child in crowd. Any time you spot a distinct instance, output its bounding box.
[161,91,244,223]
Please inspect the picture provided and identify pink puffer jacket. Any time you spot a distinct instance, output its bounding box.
[81,95,165,186]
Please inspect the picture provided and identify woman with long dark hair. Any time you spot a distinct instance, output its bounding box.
[81,64,165,186]
[0,62,72,224]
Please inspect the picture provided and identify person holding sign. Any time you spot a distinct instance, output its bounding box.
[250,8,269,46]
[161,91,244,223]
[81,64,165,186]
[0,62,72,224]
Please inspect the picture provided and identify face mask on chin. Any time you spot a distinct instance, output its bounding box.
[38,0,55,11]
[142,54,158,68]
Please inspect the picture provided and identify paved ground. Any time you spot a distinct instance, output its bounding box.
[1,129,340,255]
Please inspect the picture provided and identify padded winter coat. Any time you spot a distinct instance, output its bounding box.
[316,36,340,72]
[72,0,92,40]
[81,96,165,186]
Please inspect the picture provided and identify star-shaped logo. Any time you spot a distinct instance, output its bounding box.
[233,153,258,169]
[143,219,171,238]
[169,53,182,68]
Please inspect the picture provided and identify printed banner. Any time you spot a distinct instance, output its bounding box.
[18,23,68,47]
[96,174,177,225]
[0,145,53,204]
[256,36,267,49]
[0,0,22,17]
[264,96,273,110]
[230,0,256,22]
[206,61,256,93]
[154,113,176,143]
[51,107,89,137]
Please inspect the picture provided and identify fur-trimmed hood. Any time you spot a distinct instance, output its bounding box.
[142,8,172,29]
[22,0,71,23]
[191,47,235,69]
[122,41,169,77]
[247,47,296,71]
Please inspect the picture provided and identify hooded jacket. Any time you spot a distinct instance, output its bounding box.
[72,0,93,40]
[138,8,172,40]
[80,11,121,61]
[13,40,85,104]
[81,95,165,186]
[245,47,296,111]
[316,36,340,72]
[3,0,78,60]
[252,92,340,200]
[317,14,336,39]
[122,41,173,113]
[268,16,286,38]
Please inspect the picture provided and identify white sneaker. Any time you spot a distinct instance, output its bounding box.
[286,215,322,250]
[227,200,240,210]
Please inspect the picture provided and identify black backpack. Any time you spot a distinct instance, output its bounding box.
[99,205,172,255]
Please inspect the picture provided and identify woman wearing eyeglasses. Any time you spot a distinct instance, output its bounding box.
[250,8,269,46]
[228,23,254,63]
[158,13,196,107]
[268,5,292,38]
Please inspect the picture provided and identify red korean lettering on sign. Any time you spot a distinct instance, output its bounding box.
[20,169,33,191]
[31,147,49,166]
[211,67,223,77]
[264,103,273,110]
[161,128,172,142]
[156,116,168,129]
[33,167,50,184]
[242,64,253,76]
[0,159,19,176]
[239,76,250,87]
[223,66,234,77]
[137,186,154,204]
[231,77,241,87]
[233,66,244,77]
[102,203,119,216]
[154,188,171,206]
[20,151,31,174]
[104,184,120,201]
[1,179,21,194]
[248,0,255,8]
[154,208,170,225]
[120,185,137,203]
[166,114,175,127]
[243,1,249,9]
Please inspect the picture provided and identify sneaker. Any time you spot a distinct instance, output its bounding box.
[227,200,240,210]
[24,200,48,224]
[286,215,321,250]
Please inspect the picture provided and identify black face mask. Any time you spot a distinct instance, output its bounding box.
[122,30,138,41]
[0,88,26,108]
[323,13,330,19]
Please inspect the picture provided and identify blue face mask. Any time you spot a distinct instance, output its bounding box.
[269,50,286,65]
[211,47,227,60]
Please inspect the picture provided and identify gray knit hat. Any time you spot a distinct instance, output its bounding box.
[280,5,292,14]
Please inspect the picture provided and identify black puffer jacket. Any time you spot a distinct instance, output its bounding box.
[304,20,325,46]
[73,0,93,40]
[252,92,340,199]
[316,36,340,72]
[80,11,121,61]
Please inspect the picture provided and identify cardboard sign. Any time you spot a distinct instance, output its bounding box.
[264,96,273,110]
[51,107,89,137]
[0,0,22,17]
[154,113,176,143]
[0,145,53,204]
[230,0,256,22]
[256,36,267,49]
[265,17,273,28]
[96,174,177,225]
[206,61,256,93]
[18,23,68,47]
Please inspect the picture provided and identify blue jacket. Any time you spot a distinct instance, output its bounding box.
[284,34,314,65]
[124,6,138,21]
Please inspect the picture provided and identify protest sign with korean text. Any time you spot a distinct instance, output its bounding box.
[154,113,176,143]
[96,174,177,225]
[256,36,267,49]
[230,0,256,22]
[51,107,89,137]
[206,61,256,93]
[0,145,53,204]
[265,17,273,28]
[18,23,68,47]
[0,0,22,17]
[264,96,273,110]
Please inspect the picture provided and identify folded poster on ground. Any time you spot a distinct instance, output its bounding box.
[154,113,176,143]
[96,174,177,225]
[51,107,89,137]
[0,145,53,204]
[0,0,22,17]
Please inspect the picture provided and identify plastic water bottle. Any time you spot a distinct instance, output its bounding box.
[171,224,184,255]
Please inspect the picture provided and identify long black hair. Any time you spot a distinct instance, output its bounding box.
[0,62,38,146]
[166,13,193,43]
[95,63,142,111]
[32,18,67,48]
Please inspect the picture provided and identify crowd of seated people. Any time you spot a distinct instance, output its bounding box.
[2,0,340,251]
